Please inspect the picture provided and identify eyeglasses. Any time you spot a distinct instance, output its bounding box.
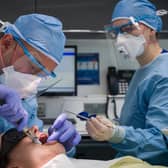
[105,21,139,39]
[15,38,56,78]
[0,128,26,168]
[104,17,140,39]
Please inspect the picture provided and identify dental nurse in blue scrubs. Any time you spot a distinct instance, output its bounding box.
[86,0,168,165]
[0,14,81,153]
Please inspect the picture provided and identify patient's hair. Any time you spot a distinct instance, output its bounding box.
[0,128,26,168]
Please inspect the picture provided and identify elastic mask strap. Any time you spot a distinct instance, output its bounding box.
[15,38,56,78]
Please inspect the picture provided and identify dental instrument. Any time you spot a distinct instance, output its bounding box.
[65,110,96,121]
[23,128,42,144]
[66,110,114,128]
[25,78,62,101]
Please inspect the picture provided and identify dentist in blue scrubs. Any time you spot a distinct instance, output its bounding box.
[86,0,168,165]
[0,14,81,154]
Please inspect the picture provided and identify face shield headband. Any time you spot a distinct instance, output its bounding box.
[14,38,56,78]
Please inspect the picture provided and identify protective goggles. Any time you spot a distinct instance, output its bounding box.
[0,128,27,168]
[14,38,56,78]
[104,17,140,39]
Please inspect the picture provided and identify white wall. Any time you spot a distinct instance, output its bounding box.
[38,39,168,118]
[67,39,139,96]
[69,39,115,96]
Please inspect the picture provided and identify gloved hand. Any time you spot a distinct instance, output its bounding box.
[86,115,125,143]
[0,84,28,131]
[47,113,81,151]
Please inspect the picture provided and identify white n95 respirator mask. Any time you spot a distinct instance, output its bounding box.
[1,66,42,98]
[115,33,146,59]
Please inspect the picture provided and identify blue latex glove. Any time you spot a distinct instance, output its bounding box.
[0,84,28,131]
[47,113,81,151]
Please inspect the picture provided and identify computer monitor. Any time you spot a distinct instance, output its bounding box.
[37,45,77,96]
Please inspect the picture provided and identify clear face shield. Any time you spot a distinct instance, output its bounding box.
[14,38,56,78]
[0,19,56,78]
[1,39,58,98]
[22,77,62,113]
[0,20,61,99]
[12,51,46,76]
[104,17,146,60]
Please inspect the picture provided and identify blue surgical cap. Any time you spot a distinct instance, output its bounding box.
[112,0,163,32]
[4,14,66,64]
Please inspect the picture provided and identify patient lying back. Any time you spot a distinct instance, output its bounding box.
[0,127,166,168]
[0,126,66,168]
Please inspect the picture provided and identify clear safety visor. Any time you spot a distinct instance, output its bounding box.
[14,38,56,78]
[23,77,62,103]
[104,17,140,39]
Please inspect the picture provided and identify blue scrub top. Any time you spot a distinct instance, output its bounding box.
[111,52,168,166]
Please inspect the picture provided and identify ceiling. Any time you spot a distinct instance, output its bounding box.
[36,0,116,30]
[0,0,167,38]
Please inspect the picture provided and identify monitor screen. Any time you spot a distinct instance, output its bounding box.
[37,45,77,96]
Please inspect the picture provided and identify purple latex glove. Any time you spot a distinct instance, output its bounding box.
[0,84,28,131]
[47,113,81,151]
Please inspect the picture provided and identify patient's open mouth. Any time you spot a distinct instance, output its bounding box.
[39,133,48,144]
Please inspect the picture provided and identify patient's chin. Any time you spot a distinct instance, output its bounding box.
[44,142,66,155]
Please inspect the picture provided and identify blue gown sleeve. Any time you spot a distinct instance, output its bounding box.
[0,96,43,133]
[22,96,43,131]
[0,117,14,133]
[111,75,168,164]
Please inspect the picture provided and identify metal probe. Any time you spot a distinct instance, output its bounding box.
[23,128,42,144]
